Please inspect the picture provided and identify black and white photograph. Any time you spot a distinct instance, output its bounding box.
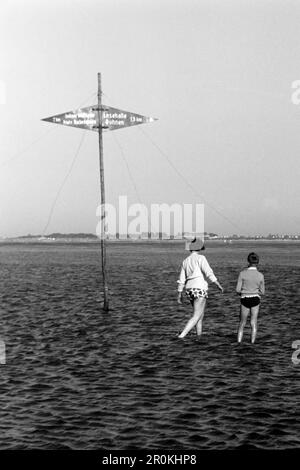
[0,0,299,461]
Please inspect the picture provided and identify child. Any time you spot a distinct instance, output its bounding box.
[177,238,223,338]
[236,252,265,344]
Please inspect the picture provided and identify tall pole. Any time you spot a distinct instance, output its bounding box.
[97,72,109,311]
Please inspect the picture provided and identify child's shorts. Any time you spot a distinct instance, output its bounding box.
[240,296,260,308]
[186,288,208,301]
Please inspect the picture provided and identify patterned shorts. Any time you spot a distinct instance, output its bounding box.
[185,288,208,301]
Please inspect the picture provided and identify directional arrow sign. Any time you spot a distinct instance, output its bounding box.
[42,105,157,131]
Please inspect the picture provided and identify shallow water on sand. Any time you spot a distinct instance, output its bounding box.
[0,241,299,449]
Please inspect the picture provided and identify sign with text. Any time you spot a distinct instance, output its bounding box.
[42,105,157,131]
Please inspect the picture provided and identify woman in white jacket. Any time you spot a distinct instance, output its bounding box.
[177,238,223,338]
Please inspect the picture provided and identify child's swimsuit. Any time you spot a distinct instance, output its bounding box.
[240,296,260,308]
[236,267,265,309]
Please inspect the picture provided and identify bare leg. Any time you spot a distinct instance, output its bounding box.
[196,300,206,336]
[237,304,250,343]
[178,297,206,338]
[250,305,260,343]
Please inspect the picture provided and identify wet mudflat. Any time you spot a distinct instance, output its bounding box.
[0,241,299,449]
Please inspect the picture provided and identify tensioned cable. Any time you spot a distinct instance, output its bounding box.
[0,92,96,169]
[42,131,86,235]
[0,126,59,169]
[102,92,210,305]
[103,85,247,234]
[137,126,246,235]
[101,90,203,241]
[103,92,247,258]
[110,132,142,203]
[111,131,166,240]
[109,131,183,274]
[102,89,238,266]
[110,131,164,238]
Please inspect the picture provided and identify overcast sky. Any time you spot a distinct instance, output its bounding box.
[1,0,300,237]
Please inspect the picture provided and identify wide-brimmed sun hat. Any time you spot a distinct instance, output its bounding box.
[185,236,205,251]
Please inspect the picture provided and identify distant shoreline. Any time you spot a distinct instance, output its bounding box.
[0,238,299,245]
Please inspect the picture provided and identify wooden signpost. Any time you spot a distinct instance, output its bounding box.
[42,73,157,311]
